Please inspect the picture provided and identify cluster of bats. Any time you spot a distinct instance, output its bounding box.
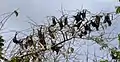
[50,9,112,38]
[12,32,34,49]
[12,9,113,54]
[12,27,46,49]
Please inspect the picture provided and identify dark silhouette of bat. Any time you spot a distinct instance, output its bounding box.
[73,12,83,23]
[51,16,57,26]
[64,17,68,25]
[104,13,112,26]
[81,9,86,20]
[13,32,21,44]
[59,19,64,30]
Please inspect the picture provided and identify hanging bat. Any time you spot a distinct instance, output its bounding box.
[92,15,102,30]
[26,35,33,46]
[13,32,20,44]
[51,45,63,54]
[84,24,92,31]
[48,27,55,39]
[104,13,112,26]
[73,12,82,23]
[51,16,57,26]
[39,33,46,49]
[14,10,18,17]
[64,16,68,25]
[59,19,64,30]
[90,20,99,30]
[81,9,86,20]
[76,21,82,29]
[37,27,42,38]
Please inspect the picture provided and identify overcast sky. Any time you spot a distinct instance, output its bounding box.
[0,0,118,39]
[0,0,117,31]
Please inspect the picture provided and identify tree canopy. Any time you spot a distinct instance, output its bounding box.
[0,1,120,62]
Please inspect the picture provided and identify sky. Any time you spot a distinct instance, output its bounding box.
[0,0,119,61]
[0,0,118,37]
[0,0,117,31]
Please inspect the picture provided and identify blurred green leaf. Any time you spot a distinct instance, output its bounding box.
[93,37,104,44]
[110,49,120,59]
[0,39,4,42]
[70,47,74,53]
[67,47,74,54]
[116,7,120,14]
[0,35,5,61]
[0,36,4,42]
[100,44,108,50]
[118,34,120,48]
[24,57,30,62]
[118,34,120,41]
[0,56,8,61]
[0,43,4,46]
[100,60,108,62]
[10,57,20,62]
[116,51,120,59]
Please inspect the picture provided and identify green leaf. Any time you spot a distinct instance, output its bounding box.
[24,57,30,62]
[100,60,108,62]
[118,34,120,48]
[118,34,120,41]
[0,43,4,47]
[67,47,74,54]
[0,56,8,61]
[100,44,108,50]
[0,48,3,51]
[10,57,20,62]
[70,47,74,53]
[0,39,4,42]
[0,36,4,42]
[116,7,120,14]
[116,51,120,59]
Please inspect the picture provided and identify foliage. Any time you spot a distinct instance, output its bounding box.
[116,0,120,14]
[0,9,19,61]
[9,56,30,62]
[4,8,118,62]
[100,60,108,62]
[116,6,120,14]
[118,34,120,47]
[110,49,120,60]
[0,36,8,61]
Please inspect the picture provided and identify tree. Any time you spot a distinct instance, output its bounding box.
[0,2,120,62]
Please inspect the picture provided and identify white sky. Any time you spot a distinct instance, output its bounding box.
[0,0,118,40]
[0,0,117,30]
